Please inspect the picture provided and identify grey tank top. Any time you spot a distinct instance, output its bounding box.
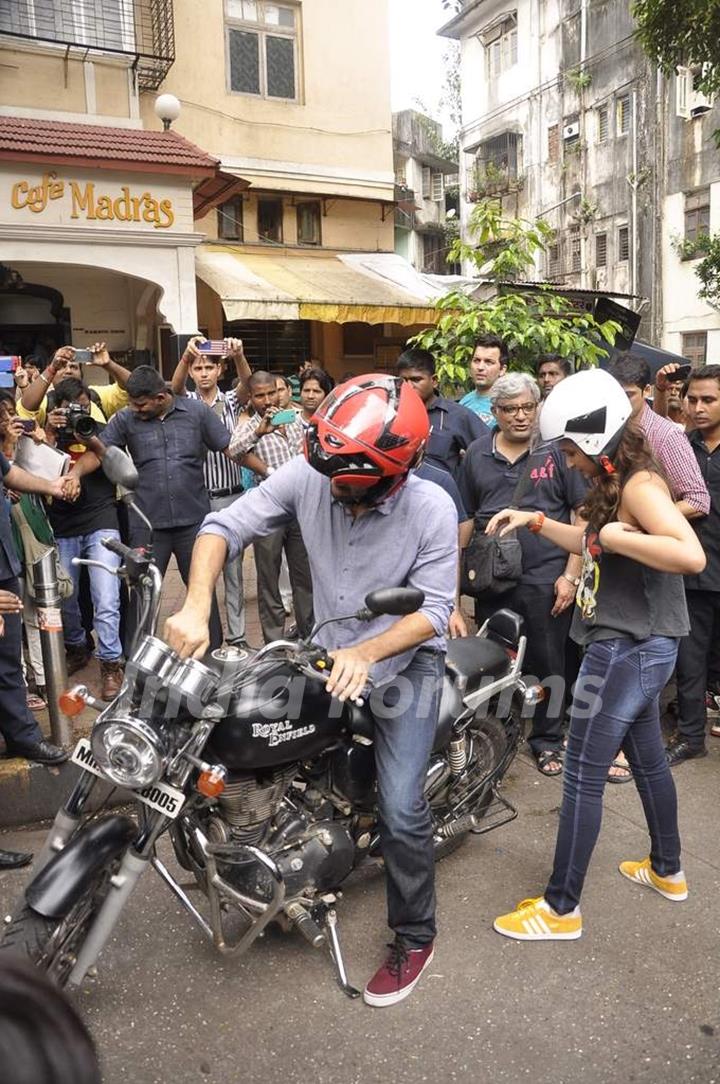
[571,531,690,645]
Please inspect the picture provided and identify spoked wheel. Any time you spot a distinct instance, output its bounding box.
[1,865,113,987]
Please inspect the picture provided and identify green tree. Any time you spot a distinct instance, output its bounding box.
[410,202,620,388]
[633,0,720,95]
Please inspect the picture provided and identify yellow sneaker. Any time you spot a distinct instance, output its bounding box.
[619,857,688,901]
[493,896,582,940]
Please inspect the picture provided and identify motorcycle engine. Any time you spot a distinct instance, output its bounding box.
[208,766,296,845]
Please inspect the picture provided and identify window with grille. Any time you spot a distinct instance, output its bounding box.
[226,1,297,100]
[547,240,562,277]
[476,131,522,181]
[547,124,559,164]
[596,105,609,143]
[296,201,321,246]
[218,196,244,241]
[616,94,630,135]
[431,172,444,202]
[681,331,708,367]
[569,228,581,272]
[257,198,283,242]
[618,225,630,262]
[484,15,518,79]
[684,189,711,242]
[595,232,607,268]
[4,0,136,52]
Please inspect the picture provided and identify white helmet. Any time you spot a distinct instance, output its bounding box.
[540,368,631,465]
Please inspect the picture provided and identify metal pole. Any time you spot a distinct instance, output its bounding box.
[32,546,73,749]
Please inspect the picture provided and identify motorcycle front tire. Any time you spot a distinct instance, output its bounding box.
[1,866,111,987]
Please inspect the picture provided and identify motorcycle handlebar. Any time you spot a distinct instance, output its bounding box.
[102,537,133,560]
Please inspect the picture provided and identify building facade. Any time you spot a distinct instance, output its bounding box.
[392,110,458,275]
[0,1,442,379]
[440,0,720,360]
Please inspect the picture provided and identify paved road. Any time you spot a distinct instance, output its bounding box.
[1,744,718,1084]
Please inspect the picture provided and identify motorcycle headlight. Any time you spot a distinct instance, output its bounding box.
[91,717,168,789]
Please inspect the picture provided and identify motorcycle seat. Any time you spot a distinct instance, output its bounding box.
[444,636,512,696]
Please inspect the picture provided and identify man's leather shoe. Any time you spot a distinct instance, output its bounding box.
[100,660,124,701]
[5,739,68,765]
[0,847,32,870]
[666,738,708,768]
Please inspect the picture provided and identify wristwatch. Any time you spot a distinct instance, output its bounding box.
[562,572,580,587]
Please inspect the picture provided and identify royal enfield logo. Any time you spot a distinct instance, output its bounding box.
[251,719,316,747]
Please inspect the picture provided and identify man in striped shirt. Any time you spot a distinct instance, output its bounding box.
[171,337,251,647]
[229,370,313,643]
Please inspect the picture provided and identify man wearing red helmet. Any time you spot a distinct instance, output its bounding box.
[165,374,458,1008]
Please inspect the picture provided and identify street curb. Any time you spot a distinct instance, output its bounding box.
[0,757,118,828]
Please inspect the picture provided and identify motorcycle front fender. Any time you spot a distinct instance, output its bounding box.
[25,814,137,920]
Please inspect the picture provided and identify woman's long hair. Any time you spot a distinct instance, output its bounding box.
[580,421,667,531]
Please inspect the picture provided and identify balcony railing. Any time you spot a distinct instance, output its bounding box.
[0,0,175,90]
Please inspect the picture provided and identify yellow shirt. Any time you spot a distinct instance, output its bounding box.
[18,382,129,425]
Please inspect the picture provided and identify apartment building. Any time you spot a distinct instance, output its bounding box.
[392,109,458,275]
[440,0,720,359]
[0,1,441,378]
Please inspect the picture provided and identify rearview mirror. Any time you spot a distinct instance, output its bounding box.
[363,587,425,617]
[102,446,138,491]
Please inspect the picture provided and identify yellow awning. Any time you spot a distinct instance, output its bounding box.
[195,248,442,326]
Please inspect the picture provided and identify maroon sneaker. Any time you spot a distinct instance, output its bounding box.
[363,940,435,1007]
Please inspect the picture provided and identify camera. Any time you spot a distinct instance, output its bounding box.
[58,404,98,441]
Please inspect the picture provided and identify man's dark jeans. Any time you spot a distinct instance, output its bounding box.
[128,523,223,651]
[475,581,571,755]
[676,588,720,747]
[546,636,681,914]
[0,576,43,748]
[372,648,445,947]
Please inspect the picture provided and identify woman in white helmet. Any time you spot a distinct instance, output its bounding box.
[485,367,706,942]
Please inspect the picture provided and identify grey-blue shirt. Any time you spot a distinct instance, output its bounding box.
[101,397,230,530]
[199,457,458,686]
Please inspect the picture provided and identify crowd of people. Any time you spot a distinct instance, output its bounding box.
[0,330,718,1008]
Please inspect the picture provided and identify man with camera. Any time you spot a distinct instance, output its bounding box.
[18,343,131,425]
[44,378,124,700]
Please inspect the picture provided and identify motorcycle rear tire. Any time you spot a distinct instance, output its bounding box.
[1,867,111,987]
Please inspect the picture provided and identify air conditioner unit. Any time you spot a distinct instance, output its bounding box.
[690,92,713,117]
[563,122,580,141]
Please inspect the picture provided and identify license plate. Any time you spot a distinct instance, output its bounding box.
[71,738,185,819]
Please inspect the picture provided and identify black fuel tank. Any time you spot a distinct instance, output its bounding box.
[207,661,348,771]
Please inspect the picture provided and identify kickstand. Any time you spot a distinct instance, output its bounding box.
[324,908,361,999]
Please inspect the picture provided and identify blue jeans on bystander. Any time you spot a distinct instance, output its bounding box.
[57,529,123,661]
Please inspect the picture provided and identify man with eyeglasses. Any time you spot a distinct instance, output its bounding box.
[457,373,587,777]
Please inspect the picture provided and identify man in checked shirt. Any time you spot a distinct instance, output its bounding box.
[171,336,251,648]
[229,370,314,642]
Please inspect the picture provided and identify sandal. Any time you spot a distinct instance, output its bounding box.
[607,758,633,784]
[536,749,563,777]
[26,691,47,712]
[710,723,720,738]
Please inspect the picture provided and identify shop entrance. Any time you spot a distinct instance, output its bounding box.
[0,266,71,360]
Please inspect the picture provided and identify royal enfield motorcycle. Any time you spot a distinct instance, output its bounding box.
[1,451,538,998]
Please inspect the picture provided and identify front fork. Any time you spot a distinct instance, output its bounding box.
[32,770,99,874]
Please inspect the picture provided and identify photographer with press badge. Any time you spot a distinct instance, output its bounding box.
[44,378,124,701]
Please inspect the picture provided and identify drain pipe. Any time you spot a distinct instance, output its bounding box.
[32,547,72,749]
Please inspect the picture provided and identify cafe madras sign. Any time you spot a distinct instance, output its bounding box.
[10,171,174,229]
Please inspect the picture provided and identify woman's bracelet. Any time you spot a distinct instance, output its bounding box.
[527,511,546,534]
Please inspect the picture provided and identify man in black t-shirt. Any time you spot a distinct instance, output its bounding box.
[46,378,123,700]
[457,373,587,776]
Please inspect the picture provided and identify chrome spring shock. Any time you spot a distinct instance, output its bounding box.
[448,736,467,776]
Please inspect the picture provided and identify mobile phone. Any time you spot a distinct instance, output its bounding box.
[271,409,297,426]
[18,419,35,433]
[197,340,227,356]
[665,364,692,383]
[73,349,93,364]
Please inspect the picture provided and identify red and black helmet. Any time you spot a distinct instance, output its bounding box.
[304,373,429,505]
